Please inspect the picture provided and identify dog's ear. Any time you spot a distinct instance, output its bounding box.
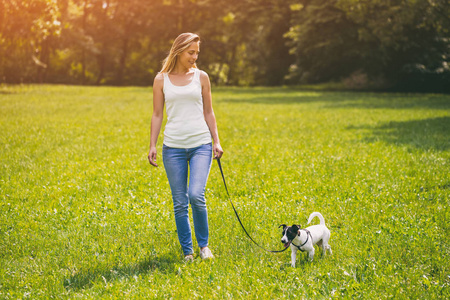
[291,225,299,231]
[296,225,302,235]
[279,224,287,230]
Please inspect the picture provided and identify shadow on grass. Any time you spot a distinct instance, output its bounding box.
[0,89,15,95]
[323,93,450,110]
[219,87,450,110]
[63,254,178,291]
[351,117,450,151]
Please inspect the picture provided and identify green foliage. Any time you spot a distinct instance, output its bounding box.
[1,0,448,90]
[286,0,361,83]
[286,0,450,90]
[1,85,449,298]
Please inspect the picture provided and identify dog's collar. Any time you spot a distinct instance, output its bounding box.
[291,229,312,252]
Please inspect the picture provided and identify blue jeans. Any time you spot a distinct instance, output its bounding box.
[162,143,212,255]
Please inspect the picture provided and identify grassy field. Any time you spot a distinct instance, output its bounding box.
[0,84,449,299]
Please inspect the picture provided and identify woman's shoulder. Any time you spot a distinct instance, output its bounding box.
[196,69,208,77]
[155,72,165,80]
[197,69,210,82]
[153,72,165,87]
[196,69,211,90]
[154,72,165,82]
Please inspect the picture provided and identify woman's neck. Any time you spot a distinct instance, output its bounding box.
[171,64,191,75]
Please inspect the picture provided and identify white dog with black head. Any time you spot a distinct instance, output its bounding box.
[280,212,332,267]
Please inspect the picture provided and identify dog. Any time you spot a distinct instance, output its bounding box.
[280,212,332,267]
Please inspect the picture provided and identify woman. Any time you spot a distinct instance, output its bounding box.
[148,33,223,261]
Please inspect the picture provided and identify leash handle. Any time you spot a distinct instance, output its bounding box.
[216,158,230,197]
[216,158,288,253]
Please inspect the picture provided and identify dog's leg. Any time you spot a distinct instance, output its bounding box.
[291,249,297,267]
[321,242,330,256]
[322,234,332,256]
[308,248,315,262]
[323,229,332,256]
[317,240,326,257]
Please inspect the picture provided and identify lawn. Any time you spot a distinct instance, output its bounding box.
[0,84,449,298]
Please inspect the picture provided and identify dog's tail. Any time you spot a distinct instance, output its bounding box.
[307,212,325,226]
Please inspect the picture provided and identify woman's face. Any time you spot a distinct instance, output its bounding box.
[178,41,200,70]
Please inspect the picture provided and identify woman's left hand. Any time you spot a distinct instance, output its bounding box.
[213,143,224,159]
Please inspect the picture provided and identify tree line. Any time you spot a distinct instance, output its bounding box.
[1,0,449,92]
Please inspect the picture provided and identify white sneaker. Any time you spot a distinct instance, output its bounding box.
[200,247,214,260]
[184,254,194,262]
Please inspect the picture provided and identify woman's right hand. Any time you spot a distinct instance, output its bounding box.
[149,74,164,168]
[148,147,158,167]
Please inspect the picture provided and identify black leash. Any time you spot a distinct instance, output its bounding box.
[216,158,288,253]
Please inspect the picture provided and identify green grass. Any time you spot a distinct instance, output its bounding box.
[0,84,449,298]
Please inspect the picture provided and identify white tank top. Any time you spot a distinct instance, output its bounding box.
[162,68,211,148]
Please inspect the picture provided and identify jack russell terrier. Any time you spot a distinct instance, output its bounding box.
[280,212,332,267]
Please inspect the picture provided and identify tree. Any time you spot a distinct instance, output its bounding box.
[338,0,450,91]
[0,0,447,91]
[285,0,364,83]
[286,0,450,90]
[0,0,58,83]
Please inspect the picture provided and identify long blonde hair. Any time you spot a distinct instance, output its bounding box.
[160,33,200,73]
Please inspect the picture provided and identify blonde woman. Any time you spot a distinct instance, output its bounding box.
[148,33,223,261]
